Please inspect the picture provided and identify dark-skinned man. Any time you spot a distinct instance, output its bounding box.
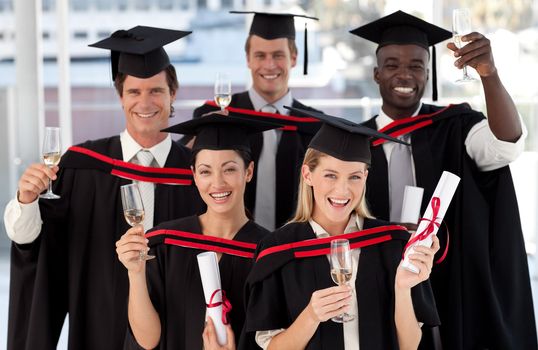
[350,10,536,350]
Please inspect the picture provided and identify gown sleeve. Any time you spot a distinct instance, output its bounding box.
[411,278,441,327]
[244,235,293,334]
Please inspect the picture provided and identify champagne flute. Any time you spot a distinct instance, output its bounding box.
[120,183,155,261]
[330,239,355,323]
[40,127,61,199]
[214,73,231,111]
[452,8,477,83]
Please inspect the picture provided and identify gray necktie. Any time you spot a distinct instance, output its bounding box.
[254,105,278,230]
[136,150,155,232]
[389,138,414,222]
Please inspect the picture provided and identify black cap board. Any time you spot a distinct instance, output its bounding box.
[162,112,283,153]
[89,26,191,80]
[284,106,408,164]
[349,11,452,101]
[230,11,319,75]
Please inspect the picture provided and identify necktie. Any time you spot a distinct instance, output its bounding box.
[254,105,278,230]
[388,137,414,222]
[136,150,155,232]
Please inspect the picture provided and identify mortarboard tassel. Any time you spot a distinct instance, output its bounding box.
[304,23,308,75]
[432,45,438,101]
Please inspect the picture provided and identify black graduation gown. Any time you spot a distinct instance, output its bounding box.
[7,136,203,350]
[181,91,322,228]
[363,103,537,350]
[244,219,440,350]
[123,215,269,350]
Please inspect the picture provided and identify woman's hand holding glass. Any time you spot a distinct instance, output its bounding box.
[304,239,354,324]
[306,285,353,323]
[116,225,151,274]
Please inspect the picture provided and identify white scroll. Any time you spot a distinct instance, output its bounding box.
[400,185,424,224]
[402,171,461,273]
[197,251,227,345]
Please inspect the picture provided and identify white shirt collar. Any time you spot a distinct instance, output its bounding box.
[119,130,172,167]
[376,103,423,130]
[308,213,363,239]
[248,87,293,115]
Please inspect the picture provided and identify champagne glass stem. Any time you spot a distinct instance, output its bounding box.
[47,178,53,195]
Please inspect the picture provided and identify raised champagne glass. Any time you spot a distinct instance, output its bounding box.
[120,183,155,261]
[330,238,355,323]
[214,73,231,111]
[40,127,61,199]
[452,8,477,83]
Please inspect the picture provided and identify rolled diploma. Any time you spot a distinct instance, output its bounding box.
[402,171,460,273]
[400,185,424,224]
[197,251,227,345]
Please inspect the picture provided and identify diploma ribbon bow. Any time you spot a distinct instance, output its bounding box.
[207,289,232,325]
[403,197,447,264]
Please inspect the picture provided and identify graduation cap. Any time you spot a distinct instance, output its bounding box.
[230,11,319,75]
[162,112,283,153]
[89,26,191,80]
[284,106,408,164]
[349,10,452,101]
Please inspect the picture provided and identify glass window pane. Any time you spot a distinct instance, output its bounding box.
[159,0,174,10]
[42,0,54,11]
[95,0,112,10]
[71,0,88,11]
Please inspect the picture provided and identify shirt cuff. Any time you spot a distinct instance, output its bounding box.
[465,116,528,172]
[4,194,42,244]
[255,329,286,350]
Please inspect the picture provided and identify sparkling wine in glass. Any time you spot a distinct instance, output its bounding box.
[452,8,477,83]
[120,183,154,261]
[330,239,355,323]
[40,127,61,199]
[214,73,231,111]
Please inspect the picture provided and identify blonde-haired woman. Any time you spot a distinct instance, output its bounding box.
[244,108,440,350]
[293,147,373,223]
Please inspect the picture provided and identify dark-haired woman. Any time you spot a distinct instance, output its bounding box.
[116,113,279,349]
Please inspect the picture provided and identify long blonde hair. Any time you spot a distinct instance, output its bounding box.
[290,148,373,223]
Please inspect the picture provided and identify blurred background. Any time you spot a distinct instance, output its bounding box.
[0,0,537,347]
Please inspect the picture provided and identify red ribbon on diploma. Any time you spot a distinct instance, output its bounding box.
[207,289,232,325]
[403,197,441,260]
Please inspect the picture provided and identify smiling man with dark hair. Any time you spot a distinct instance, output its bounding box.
[4,26,202,350]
